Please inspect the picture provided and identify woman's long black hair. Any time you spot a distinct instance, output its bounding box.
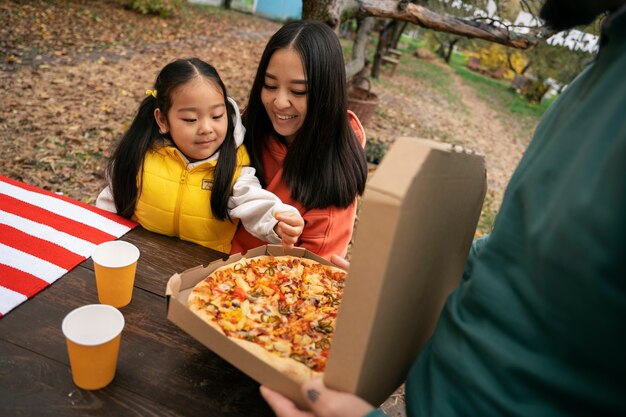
[106,57,237,220]
[242,20,368,209]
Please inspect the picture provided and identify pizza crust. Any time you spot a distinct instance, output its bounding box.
[189,301,319,383]
[229,337,321,383]
[188,301,226,335]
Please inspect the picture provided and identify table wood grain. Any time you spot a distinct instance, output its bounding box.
[0,227,274,416]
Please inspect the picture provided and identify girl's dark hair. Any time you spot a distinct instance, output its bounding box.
[107,57,237,220]
[242,20,368,209]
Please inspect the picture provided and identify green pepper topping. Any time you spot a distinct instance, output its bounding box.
[318,321,333,334]
[324,292,338,302]
[316,337,331,350]
[268,315,281,324]
[278,302,291,315]
[289,353,306,363]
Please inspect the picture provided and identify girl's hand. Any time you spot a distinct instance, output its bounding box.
[274,211,304,249]
[260,378,374,417]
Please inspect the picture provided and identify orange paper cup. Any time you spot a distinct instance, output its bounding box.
[92,241,140,308]
[62,304,125,390]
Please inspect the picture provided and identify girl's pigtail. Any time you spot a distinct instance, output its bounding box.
[210,99,237,221]
[109,96,160,218]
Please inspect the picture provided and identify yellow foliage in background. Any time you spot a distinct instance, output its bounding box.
[466,43,529,80]
[507,50,529,77]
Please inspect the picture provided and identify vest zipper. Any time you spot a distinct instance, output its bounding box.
[174,170,188,237]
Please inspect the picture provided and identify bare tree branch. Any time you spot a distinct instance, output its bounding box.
[302,0,554,79]
[357,0,553,49]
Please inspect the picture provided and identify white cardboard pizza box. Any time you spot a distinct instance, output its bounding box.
[166,137,486,409]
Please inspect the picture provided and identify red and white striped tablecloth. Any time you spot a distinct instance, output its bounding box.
[0,176,138,317]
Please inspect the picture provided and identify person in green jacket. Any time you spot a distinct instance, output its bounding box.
[260,0,626,415]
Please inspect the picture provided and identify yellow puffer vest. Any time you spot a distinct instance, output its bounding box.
[133,145,250,253]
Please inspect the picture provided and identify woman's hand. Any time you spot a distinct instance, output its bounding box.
[260,378,374,417]
[329,254,350,270]
[274,211,304,249]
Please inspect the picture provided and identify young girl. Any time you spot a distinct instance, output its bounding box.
[96,57,303,253]
[230,21,368,259]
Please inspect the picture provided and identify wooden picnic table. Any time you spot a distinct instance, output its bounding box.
[0,226,275,416]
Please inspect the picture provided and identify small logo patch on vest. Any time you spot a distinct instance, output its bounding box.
[202,179,214,190]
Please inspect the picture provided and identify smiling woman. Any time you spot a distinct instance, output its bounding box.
[231,20,369,260]
[261,48,308,143]
[95,57,305,253]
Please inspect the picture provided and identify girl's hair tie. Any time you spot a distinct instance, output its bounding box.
[145,89,157,99]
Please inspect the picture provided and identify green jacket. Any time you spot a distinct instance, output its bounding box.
[369,7,626,417]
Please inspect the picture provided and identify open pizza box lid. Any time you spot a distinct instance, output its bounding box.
[166,137,487,409]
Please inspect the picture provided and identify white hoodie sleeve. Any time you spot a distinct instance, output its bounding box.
[228,167,299,244]
[95,186,117,213]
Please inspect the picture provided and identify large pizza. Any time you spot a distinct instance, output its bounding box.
[187,255,347,382]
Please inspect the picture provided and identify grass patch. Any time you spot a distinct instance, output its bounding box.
[341,37,455,106]
[398,33,423,50]
[449,52,553,119]
[398,57,460,107]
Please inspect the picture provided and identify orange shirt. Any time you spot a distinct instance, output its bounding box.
[230,111,366,259]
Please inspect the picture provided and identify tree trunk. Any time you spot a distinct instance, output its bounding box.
[444,37,459,63]
[302,0,336,27]
[346,17,376,78]
[433,33,446,59]
[390,20,408,50]
[370,25,386,79]
[223,0,232,9]
[371,20,396,78]
[302,0,359,29]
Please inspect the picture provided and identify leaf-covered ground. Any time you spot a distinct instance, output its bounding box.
[1,0,281,204]
[1,0,534,213]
